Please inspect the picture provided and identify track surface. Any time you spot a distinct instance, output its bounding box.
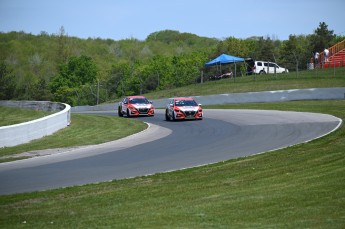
[0,109,341,195]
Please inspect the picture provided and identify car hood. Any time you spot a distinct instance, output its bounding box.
[176,106,199,111]
[132,103,152,108]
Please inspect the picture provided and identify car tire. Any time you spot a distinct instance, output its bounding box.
[172,111,176,121]
[165,110,170,121]
[118,107,123,117]
[126,108,131,118]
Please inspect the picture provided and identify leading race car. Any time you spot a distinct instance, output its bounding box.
[165,97,203,121]
[118,96,154,117]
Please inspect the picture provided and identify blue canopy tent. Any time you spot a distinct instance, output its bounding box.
[205,53,244,66]
[205,54,245,80]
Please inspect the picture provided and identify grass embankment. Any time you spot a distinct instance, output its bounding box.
[0,106,51,126]
[0,68,344,228]
[144,67,345,99]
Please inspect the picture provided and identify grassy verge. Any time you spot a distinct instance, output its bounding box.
[0,114,147,162]
[0,106,51,126]
[0,100,344,228]
[143,67,345,99]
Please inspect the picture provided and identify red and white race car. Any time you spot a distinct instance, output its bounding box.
[165,97,203,121]
[118,96,154,117]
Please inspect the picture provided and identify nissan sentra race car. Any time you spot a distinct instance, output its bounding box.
[165,97,203,121]
[118,96,154,117]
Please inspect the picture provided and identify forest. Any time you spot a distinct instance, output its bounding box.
[0,22,343,106]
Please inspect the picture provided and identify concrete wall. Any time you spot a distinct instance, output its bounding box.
[71,103,115,112]
[0,101,71,148]
[71,87,345,111]
[0,100,66,112]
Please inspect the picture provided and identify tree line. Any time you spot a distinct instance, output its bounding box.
[0,22,343,106]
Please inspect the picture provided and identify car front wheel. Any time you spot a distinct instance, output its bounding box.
[118,107,123,117]
[172,111,176,121]
[165,110,170,121]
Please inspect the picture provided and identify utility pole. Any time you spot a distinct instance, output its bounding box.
[97,79,99,105]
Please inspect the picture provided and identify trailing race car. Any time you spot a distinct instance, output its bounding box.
[118,96,154,117]
[165,97,203,121]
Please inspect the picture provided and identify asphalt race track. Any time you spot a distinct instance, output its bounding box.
[0,109,341,195]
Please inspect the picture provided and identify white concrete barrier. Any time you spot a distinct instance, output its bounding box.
[0,101,71,148]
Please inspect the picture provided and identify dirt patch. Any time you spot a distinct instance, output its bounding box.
[0,147,81,160]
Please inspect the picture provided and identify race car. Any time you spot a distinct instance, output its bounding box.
[118,96,154,117]
[165,97,203,121]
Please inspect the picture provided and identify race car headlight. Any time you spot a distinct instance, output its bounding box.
[129,106,137,111]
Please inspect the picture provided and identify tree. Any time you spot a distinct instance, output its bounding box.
[255,37,277,61]
[56,26,71,64]
[216,37,250,58]
[280,35,311,71]
[50,55,98,105]
[146,55,173,90]
[310,22,335,52]
[108,60,131,98]
[0,61,15,99]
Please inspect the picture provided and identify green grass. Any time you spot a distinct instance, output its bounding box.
[0,100,344,228]
[0,106,51,126]
[0,114,147,161]
[143,67,345,99]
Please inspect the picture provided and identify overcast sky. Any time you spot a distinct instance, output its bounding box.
[1,0,344,41]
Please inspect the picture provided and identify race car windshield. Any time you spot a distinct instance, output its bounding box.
[129,98,149,104]
[175,100,198,106]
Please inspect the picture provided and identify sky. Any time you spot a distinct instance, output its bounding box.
[1,0,344,41]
